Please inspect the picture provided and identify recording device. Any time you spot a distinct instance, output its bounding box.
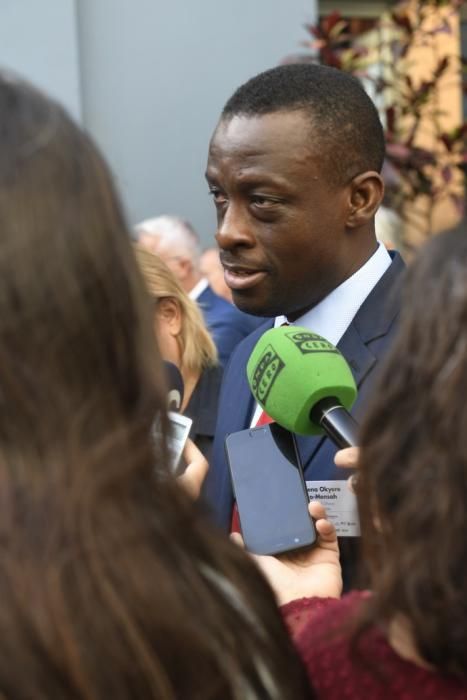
[247,326,359,448]
[152,411,192,474]
[225,423,317,555]
[163,361,184,411]
[154,363,191,472]
[166,411,193,473]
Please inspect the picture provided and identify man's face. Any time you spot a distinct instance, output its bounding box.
[205,111,354,319]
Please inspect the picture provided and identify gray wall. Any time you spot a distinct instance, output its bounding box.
[0,0,81,120]
[0,1,316,246]
[76,0,316,244]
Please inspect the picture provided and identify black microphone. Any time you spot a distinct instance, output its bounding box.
[163,361,184,412]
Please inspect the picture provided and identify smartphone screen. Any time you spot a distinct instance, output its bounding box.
[225,423,316,555]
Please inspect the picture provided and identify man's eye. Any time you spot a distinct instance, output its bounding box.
[251,195,278,208]
[208,188,227,205]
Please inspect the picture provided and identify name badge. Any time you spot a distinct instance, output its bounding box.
[306,480,360,537]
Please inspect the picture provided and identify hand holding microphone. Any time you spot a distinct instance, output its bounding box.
[334,447,360,469]
[246,326,359,448]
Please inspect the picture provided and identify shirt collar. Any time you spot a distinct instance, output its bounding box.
[188,277,209,301]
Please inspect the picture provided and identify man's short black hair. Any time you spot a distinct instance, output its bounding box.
[222,63,385,185]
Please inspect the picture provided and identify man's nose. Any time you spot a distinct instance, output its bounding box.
[215,205,254,250]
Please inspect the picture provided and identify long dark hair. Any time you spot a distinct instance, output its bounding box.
[0,74,310,699]
[357,225,467,677]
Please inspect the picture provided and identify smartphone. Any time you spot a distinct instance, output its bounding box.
[153,411,193,474]
[166,411,193,473]
[225,423,316,555]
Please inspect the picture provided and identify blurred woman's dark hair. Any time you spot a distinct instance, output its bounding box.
[0,73,310,699]
[357,223,467,678]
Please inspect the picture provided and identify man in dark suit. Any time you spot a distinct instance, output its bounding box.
[203,63,404,585]
[135,214,263,366]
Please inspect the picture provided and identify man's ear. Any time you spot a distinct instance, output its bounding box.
[157,297,182,336]
[177,256,193,281]
[347,171,384,229]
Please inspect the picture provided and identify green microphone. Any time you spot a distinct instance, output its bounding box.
[247,326,359,447]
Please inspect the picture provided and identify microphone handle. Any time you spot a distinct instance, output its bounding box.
[311,397,359,448]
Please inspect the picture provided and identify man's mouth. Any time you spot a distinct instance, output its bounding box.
[222,264,268,291]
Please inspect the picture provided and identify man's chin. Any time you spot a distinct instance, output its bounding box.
[231,292,277,318]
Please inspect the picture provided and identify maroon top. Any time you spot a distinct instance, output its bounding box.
[281,592,467,699]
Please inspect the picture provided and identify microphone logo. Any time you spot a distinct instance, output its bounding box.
[284,330,339,355]
[250,344,285,404]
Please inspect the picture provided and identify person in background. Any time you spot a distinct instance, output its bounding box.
[252,225,467,699]
[200,246,234,303]
[0,70,317,700]
[135,246,222,461]
[135,215,264,365]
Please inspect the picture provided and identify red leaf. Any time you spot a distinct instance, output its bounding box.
[391,10,413,34]
[303,23,321,39]
[323,11,343,34]
[386,106,396,135]
[441,166,452,184]
[440,132,454,151]
[386,143,412,162]
[433,56,449,78]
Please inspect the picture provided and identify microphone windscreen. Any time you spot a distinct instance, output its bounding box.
[246,326,357,435]
[163,361,184,411]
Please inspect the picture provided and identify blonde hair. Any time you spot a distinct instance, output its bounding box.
[135,246,218,374]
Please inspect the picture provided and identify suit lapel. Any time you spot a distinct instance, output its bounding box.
[223,320,274,435]
[228,350,255,433]
[197,285,211,308]
[295,252,405,468]
[337,323,377,387]
[295,325,378,465]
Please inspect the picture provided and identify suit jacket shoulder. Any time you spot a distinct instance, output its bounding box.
[197,285,265,366]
